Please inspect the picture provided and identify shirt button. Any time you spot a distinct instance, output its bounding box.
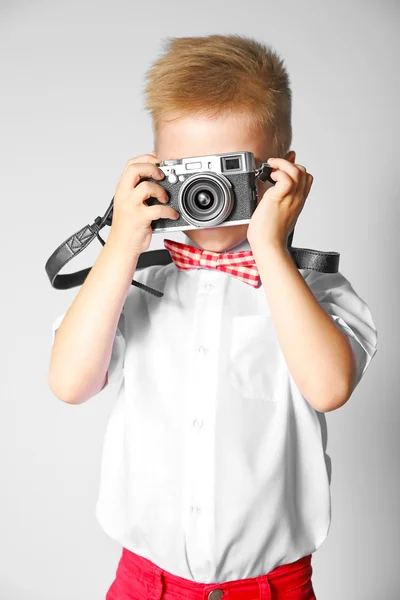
[208,590,224,600]
[193,419,203,428]
[205,283,214,291]
[198,346,208,355]
[191,505,201,514]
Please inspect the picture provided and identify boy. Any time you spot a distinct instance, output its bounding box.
[49,34,378,599]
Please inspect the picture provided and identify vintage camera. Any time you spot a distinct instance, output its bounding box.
[141,150,274,232]
[45,150,340,295]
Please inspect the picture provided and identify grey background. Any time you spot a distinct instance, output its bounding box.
[1,1,397,598]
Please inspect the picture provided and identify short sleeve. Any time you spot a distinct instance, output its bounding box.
[51,309,126,395]
[304,269,378,392]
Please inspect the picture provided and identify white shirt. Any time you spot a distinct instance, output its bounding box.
[52,234,378,583]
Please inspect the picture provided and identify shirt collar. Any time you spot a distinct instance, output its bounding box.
[182,233,252,253]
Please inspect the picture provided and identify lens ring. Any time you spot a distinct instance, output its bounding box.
[185,180,221,218]
[178,173,233,227]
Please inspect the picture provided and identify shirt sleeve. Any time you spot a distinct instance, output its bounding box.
[304,269,378,393]
[51,309,126,396]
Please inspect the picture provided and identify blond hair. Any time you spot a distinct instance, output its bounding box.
[143,34,292,158]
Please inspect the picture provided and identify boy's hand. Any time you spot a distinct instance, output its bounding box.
[108,153,179,257]
[247,157,313,249]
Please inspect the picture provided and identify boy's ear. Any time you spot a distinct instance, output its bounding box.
[285,150,296,163]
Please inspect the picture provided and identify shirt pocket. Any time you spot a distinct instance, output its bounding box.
[228,314,283,402]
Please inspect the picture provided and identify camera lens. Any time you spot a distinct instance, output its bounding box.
[179,173,233,227]
[194,190,214,209]
[186,180,220,218]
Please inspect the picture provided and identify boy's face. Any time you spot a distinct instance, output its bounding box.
[154,111,295,252]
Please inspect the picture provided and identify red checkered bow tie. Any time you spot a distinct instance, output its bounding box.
[164,238,260,288]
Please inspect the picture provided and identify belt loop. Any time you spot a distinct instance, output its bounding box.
[148,566,164,600]
[257,574,272,599]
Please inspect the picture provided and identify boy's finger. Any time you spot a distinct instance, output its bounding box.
[120,154,160,179]
[268,157,301,184]
[304,173,314,200]
[116,161,164,201]
[124,154,160,168]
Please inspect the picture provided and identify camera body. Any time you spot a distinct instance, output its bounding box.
[142,150,272,232]
[45,150,340,295]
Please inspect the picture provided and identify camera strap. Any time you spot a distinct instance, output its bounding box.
[45,195,340,299]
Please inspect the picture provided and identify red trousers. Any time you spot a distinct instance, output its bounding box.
[106,547,317,599]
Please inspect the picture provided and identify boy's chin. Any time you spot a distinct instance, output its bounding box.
[184,222,248,251]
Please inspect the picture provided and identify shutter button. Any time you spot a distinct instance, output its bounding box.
[208,590,224,600]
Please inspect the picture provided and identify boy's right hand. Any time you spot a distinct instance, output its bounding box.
[108,153,179,257]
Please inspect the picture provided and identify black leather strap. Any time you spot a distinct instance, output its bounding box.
[45,199,340,299]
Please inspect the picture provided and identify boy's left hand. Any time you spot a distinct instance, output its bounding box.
[247,157,314,249]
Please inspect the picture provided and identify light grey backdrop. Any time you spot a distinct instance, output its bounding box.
[1,1,397,599]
